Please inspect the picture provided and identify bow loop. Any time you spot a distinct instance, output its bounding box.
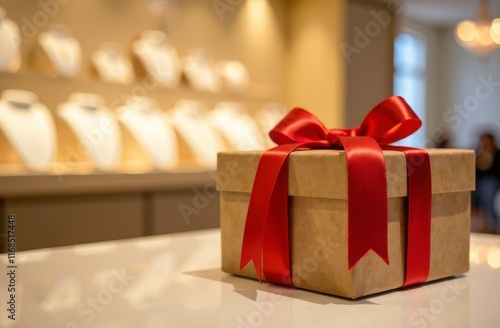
[358,96,421,144]
[269,108,329,145]
[270,96,421,147]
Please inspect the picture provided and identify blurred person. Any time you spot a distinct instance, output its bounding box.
[434,129,450,148]
[472,133,500,234]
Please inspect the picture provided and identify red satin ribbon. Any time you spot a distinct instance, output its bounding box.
[240,96,432,288]
[384,145,431,287]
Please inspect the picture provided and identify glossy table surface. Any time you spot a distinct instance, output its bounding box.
[1,230,499,328]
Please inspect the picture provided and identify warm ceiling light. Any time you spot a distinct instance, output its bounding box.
[454,0,499,57]
[477,24,493,45]
[493,18,500,32]
[456,21,477,42]
[491,18,500,44]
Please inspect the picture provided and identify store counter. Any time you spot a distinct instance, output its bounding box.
[1,230,499,327]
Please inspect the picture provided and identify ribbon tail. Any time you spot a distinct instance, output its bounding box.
[262,161,293,286]
[240,188,265,282]
[240,143,305,285]
[340,136,389,269]
[239,151,276,282]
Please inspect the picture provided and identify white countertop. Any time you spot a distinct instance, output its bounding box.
[1,230,499,328]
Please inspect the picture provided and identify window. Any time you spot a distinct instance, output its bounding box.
[393,30,426,147]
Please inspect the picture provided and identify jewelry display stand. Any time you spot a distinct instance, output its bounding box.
[57,93,121,172]
[168,100,225,169]
[216,60,249,93]
[0,8,21,72]
[117,97,178,171]
[208,102,266,151]
[91,42,134,84]
[0,90,57,172]
[183,48,222,93]
[254,103,287,148]
[32,24,82,77]
[131,30,182,89]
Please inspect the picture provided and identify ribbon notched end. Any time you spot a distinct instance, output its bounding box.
[348,247,390,270]
[240,257,264,284]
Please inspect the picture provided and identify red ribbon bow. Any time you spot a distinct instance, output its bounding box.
[240,96,432,288]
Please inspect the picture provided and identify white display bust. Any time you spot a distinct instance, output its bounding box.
[183,48,222,93]
[92,42,134,84]
[216,60,249,93]
[0,8,21,72]
[208,102,265,150]
[168,100,225,169]
[57,93,121,172]
[131,30,181,88]
[38,24,81,77]
[0,89,57,171]
[117,97,177,170]
[255,103,287,148]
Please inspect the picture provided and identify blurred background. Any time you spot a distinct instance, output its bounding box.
[0,0,499,251]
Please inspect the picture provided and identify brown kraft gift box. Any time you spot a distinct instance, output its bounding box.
[217,148,475,299]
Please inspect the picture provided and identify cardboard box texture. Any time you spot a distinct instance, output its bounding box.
[217,149,475,298]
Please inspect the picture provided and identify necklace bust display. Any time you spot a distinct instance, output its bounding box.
[92,42,134,84]
[168,100,225,169]
[216,60,249,93]
[131,30,182,88]
[254,103,287,148]
[117,97,178,170]
[37,24,82,77]
[0,90,57,171]
[183,48,222,93]
[57,93,121,171]
[0,8,21,72]
[208,102,265,151]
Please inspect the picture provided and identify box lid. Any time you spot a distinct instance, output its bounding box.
[217,149,475,199]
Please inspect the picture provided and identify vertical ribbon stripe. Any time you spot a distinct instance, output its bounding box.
[340,136,389,268]
[384,146,432,286]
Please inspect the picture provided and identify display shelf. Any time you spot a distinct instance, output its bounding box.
[0,169,220,251]
[0,169,215,197]
[0,71,278,113]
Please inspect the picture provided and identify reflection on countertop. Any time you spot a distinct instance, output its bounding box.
[470,233,500,268]
[0,230,499,328]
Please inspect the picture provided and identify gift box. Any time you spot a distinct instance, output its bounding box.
[218,149,474,298]
[217,97,475,299]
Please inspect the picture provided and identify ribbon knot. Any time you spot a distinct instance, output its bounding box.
[240,96,432,288]
[325,128,360,146]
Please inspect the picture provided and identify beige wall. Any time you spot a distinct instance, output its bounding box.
[231,0,287,100]
[286,0,395,129]
[344,0,394,127]
[286,0,346,128]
